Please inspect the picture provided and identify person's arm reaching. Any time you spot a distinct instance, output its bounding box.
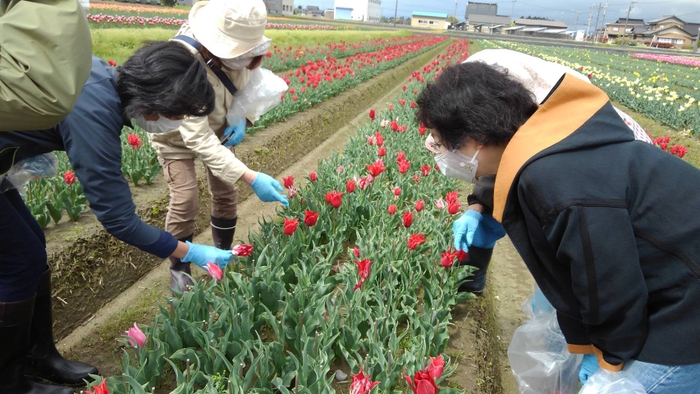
[0,0,92,131]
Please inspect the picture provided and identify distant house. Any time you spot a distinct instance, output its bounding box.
[263,0,294,16]
[505,19,569,38]
[632,16,698,48]
[465,1,498,20]
[303,5,325,17]
[467,14,511,33]
[411,11,449,30]
[604,17,645,40]
[334,0,381,23]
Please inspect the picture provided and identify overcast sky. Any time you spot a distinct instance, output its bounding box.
[296,0,700,30]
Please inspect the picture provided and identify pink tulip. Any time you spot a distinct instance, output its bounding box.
[206,262,223,281]
[125,323,146,348]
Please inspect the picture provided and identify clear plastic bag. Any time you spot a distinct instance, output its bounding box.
[1,153,58,196]
[225,68,288,126]
[508,285,583,394]
[579,369,646,394]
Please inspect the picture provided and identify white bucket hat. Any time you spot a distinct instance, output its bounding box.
[189,0,272,60]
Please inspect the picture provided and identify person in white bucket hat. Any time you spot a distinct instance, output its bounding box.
[148,0,288,293]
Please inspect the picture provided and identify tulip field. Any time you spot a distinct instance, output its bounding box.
[80,39,473,394]
[24,34,446,230]
[479,40,700,135]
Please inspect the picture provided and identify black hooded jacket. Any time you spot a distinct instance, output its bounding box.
[493,74,700,370]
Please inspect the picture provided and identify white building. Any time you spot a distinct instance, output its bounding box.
[334,0,381,23]
[282,0,294,16]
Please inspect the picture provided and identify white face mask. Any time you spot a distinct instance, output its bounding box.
[435,149,480,183]
[220,57,252,70]
[133,115,184,134]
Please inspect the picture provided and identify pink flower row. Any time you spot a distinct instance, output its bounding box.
[87,14,337,30]
[629,53,700,68]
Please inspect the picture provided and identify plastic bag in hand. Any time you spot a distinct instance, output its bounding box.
[1,153,59,196]
[225,68,288,126]
[579,369,646,394]
[508,285,583,394]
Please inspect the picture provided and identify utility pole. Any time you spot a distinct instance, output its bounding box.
[575,10,580,32]
[393,0,398,27]
[621,1,634,46]
[695,26,699,53]
[585,4,596,38]
[454,0,458,21]
[600,1,608,41]
[593,2,602,42]
[511,0,516,20]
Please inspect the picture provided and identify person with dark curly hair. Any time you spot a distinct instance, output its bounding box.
[0,41,234,393]
[417,61,700,392]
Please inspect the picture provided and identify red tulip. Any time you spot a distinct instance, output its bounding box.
[399,99,406,106]
[447,202,460,215]
[418,125,427,135]
[402,85,407,91]
[125,323,146,348]
[85,379,110,394]
[350,366,380,394]
[283,218,299,235]
[403,211,413,227]
[410,101,416,108]
[63,170,76,185]
[232,244,254,257]
[440,249,456,268]
[389,104,393,111]
[390,121,399,131]
[353,246,361,258]
[325,190,344,209]
[127,133,141,148]
[207,262,223,281]
[304,210,319,227]
[375,133,384,146]
[282,175,294,189]
[346,179,356,193]
[292,95,298,101]
[378,147,386,157]
[309,171,318,181]
[421,165,431,176]
[415,200,425,212]
[397,151,406,162]
[404,370,438,394]
[366,159,386,177]
[424,355,445,380]
[388,204,397,215]
[445,191,459,204]
[398,160,411,174]
[369,109,376,120]
[456,249,469,261]
[408,233,425,250]
[353,259,372,291]
[393,187,401,196]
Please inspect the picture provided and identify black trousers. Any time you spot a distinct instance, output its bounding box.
[0,188,47,302]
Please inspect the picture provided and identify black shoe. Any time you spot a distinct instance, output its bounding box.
[0,295,75,394]
[24,269,98,387]
[211,216,237,250]
[456,246,494,295]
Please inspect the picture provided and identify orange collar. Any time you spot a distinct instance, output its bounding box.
[493,74,610,222]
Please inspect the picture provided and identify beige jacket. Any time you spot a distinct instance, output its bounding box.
[148,24,252,186]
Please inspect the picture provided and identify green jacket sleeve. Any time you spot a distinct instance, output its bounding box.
[0,0,92,131]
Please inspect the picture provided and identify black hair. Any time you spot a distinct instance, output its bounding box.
[116,41,215,119]
[416,61,538,150]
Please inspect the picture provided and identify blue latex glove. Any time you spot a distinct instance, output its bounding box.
[471,214,506,249]
[579,354,600,385]
[452,210,482,252]
[222,120,246,147]
[181,241,233,269]
[251,172,289,206]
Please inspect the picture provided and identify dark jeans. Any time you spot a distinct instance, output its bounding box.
[0,189,47,302]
